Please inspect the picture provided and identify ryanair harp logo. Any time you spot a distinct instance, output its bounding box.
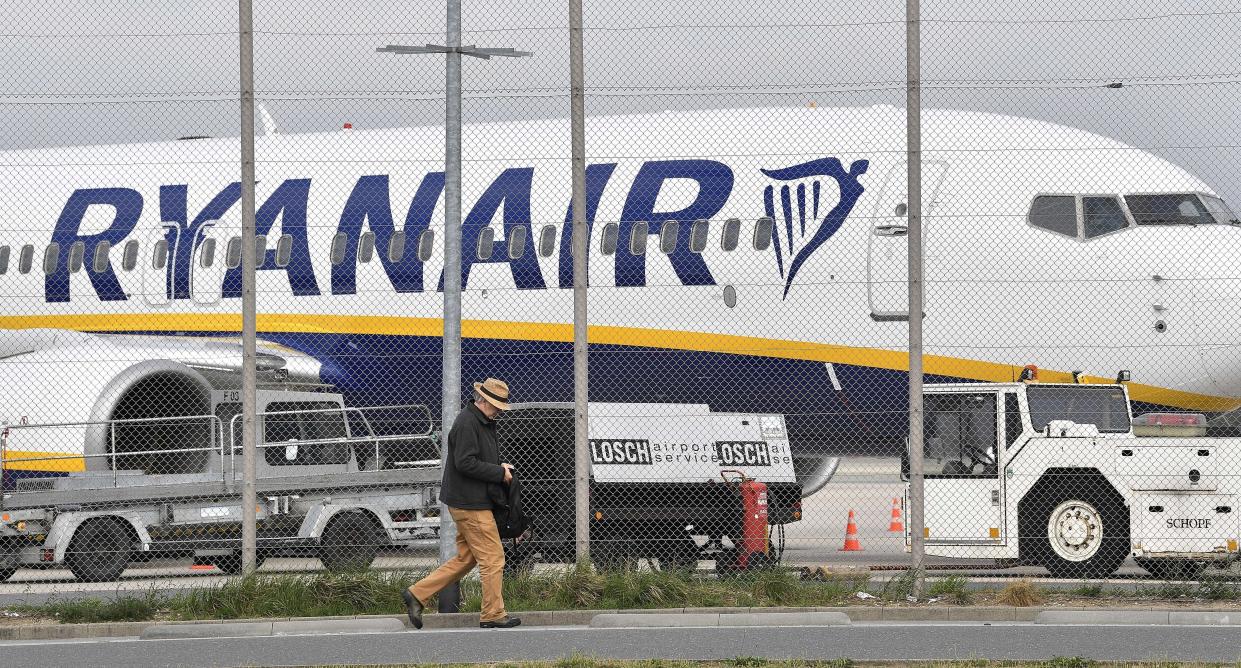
[761,157,869,298]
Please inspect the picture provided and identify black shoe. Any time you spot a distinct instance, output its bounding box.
[479,616,521,629]
[402,589,424,629]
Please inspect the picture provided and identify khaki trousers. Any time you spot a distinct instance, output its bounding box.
[409,507,507,622]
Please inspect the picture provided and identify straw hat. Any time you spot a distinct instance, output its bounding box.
[473,378,510,411]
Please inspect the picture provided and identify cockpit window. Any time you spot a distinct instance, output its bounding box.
[1125,194,1215,226]
[1082,196,1129,239]
[1202,194,1240,225]
[1028,195,1077,238]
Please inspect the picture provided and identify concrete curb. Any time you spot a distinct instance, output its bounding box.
[140,618,405,639]
[1035,610,1241,626]
[4,605,1240,640]
[591,612,851,628]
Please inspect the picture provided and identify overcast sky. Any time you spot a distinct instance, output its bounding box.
[2,0,1239,202]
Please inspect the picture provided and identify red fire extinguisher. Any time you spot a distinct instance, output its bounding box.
[722,470,769,570]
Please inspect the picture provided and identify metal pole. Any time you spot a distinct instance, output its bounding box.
[568,0,589,564]
[905,0,925,599]
[238,0,259,576]
[438,0,464,614]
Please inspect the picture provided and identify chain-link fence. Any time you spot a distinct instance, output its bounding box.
[2,0,1241,598]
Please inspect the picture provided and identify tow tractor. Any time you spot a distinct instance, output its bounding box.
[905,380,1241,579]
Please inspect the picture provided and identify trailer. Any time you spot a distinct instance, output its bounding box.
[496,402,809,574]
[904,381,1241,579]
[0,389,441,582]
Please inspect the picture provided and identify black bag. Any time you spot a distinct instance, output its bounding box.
[493,473,531,540]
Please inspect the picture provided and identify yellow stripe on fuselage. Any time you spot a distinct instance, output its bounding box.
[2,450,86,472]
[1,312,1237,414]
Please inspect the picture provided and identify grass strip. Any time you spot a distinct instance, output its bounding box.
[5,567,1241,624]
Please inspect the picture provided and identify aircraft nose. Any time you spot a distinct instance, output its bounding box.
[1192,235,1241,398]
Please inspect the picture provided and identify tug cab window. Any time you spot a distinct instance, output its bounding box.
[1026,386,1130,433]
[1028,195,1078,238]
[1126,194,1215,226]
[922,393,998,476]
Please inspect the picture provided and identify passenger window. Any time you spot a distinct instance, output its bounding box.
[388,230,406,263]
[1083,196,1128,239]
[43,243,60,275]
[18,244,32,274]
[253,235,267,265]
[689,219,709,253]
[600,223,619,255]
[1028,195,1078,238]
[753,217,773,251]
[68,241,84,273]
[151,239,168,270]
[0,245,8,274]
[93,240,111,273]
[538,225,556,258]
[630,221,648,255]
[199,238,216,268]
[660,221,679,254]
[418,229,435,261]
[275,234,292,267]
[722,218,740,251]
[330,232,346,266]
[358,231,374,263]
[508,225,527,259]
[225,237,242,269]
[122,240,139,271]
[477,228,494,260]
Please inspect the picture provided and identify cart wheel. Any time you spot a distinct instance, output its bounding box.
[655,538,700,572]
[715,547,741,579]
[746,550,773,572]
[1136,558,1209,581]
[320,512,382,572]
[66,517,134,583]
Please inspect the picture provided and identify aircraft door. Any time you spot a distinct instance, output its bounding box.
[143,227,174,306]
[866,161,946,321]
[191,225,228,305]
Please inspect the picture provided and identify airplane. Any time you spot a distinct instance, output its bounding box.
[1,104,1239,484]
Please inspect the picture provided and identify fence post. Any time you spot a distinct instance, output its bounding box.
[905,0,926,599]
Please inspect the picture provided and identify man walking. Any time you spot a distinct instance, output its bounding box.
[403,378,520,629]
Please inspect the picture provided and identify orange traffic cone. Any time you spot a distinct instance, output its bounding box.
[888,497,905,533]
[839,509,863,551]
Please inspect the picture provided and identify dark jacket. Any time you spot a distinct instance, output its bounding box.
[441,403,506,510]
